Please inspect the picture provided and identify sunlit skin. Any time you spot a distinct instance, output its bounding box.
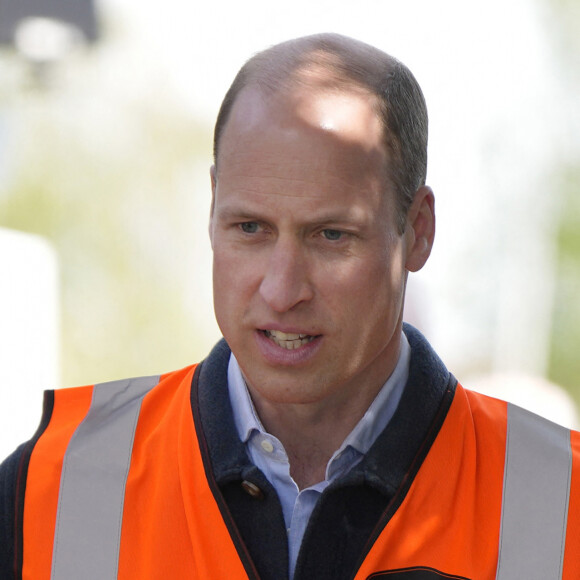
[209,83,435,487]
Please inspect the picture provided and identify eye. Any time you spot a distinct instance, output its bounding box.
[240,222,260,234]
[321,229,343,241]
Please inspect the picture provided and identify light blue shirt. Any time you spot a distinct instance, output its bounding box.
[227,334,410,579]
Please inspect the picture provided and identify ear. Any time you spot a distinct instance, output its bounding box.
[209,165,217,247]
[404,186,435,272]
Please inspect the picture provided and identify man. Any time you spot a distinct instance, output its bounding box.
[1,33,579,580]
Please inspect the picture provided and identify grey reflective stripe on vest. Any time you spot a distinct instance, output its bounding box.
[496,403,572,579]
[51,375,160,580]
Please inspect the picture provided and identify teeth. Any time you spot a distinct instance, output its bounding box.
[269,330,306,340]
[265,330,315,350]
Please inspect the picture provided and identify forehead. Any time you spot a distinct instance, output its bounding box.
[219,83,384,159]
[215,85,389,201]
[214,85,397,227]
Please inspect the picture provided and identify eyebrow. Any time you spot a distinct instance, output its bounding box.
[215,204,370,229]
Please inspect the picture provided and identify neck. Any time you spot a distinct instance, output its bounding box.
[243,330,405,489]
[254,383,383,489]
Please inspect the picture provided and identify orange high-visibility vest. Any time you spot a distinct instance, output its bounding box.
[17,366,580,580]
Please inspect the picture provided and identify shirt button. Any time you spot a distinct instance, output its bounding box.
[260,439,274,453]
[241,480,265,500]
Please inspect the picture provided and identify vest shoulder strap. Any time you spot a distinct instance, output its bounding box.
[496,403,572,579]
[51,375,160,579]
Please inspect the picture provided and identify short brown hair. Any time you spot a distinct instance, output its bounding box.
[213,33,428,233]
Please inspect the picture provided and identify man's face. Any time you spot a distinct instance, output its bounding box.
[210,86,415,412]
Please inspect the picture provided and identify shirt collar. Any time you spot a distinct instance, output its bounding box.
[337,334,410,456]
[228,354,266,444]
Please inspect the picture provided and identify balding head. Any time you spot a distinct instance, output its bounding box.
[213,33,428,233]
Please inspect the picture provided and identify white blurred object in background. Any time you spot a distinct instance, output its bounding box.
[467,372,579,430]
[0,228,59,460]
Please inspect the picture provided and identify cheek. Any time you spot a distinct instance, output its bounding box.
[212,252,237,321]
[213,245,247,285]
[340,251,406,322]
[213,250,259,313]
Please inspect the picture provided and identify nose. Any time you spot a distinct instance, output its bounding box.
[259,238,314,312]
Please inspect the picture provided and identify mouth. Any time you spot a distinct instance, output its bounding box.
[262,329,319,350]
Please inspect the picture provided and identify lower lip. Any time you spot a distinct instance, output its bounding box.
[254,330,323,366]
